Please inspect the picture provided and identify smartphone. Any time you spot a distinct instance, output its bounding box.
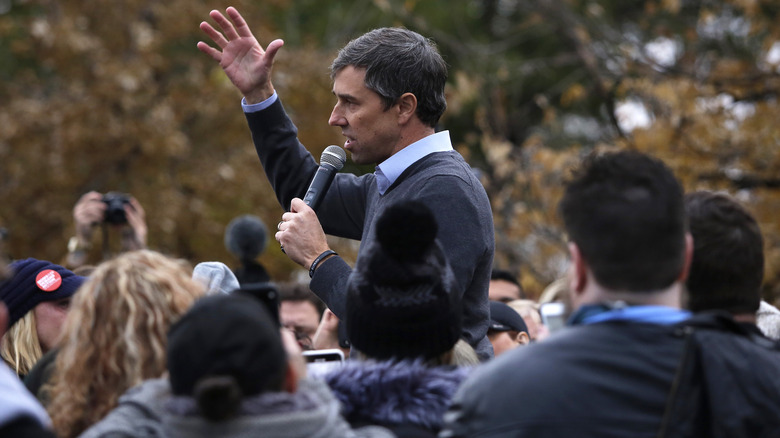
[540,302,567,334]
[235,282,280,326]
[303,349,345,378]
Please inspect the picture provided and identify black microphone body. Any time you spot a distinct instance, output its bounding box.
[302,145,346,212]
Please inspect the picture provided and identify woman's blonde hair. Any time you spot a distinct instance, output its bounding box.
[0,310,42,376]
[45,250,205,438]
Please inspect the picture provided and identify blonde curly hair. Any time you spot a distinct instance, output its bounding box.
[45,250,205,438]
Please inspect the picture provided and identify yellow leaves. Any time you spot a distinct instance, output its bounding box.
[560,83,586,107]
[574,26,591,44]
[662,0,681,13]
[712,59,756,81]
[446,71,481,115]
[483,135,516,180]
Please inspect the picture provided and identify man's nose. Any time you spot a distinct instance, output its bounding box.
[329,104,346,126]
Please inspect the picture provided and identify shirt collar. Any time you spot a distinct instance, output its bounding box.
[568,303,691,326]
[375,131,453,195]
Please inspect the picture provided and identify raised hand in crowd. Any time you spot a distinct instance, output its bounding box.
[197,6,284,104]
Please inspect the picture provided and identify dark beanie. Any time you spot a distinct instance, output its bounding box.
[0,258,85,328]
[346,201,462,361]
[166,293,287,397]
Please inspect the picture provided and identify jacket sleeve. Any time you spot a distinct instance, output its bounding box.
[309,255,352,319]
[244,99,368,241]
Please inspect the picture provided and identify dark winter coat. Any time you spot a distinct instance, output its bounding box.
[441,311,780,438]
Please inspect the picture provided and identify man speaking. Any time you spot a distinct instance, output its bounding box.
[198,7,495,359]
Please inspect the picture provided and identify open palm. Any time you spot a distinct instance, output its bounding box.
[197,7,284,101]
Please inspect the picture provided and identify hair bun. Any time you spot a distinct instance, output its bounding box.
[376,201,438,261]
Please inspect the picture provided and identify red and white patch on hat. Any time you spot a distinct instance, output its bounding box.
[36,269,62,292]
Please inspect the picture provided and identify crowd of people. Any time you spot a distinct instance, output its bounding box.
[3,5,780,437]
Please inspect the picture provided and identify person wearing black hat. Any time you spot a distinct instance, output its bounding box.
[0,258,85,377]
[79,293,393,438]
[0,302,58,438]
[487,301,529,357]
[322,201,471,438]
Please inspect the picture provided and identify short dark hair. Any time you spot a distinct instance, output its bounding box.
[491,269,520,285]
[330,27,447,127]
[277,282,326,318]
[684,191,764,314]
[490,269,525,299]
[559,151,687,292]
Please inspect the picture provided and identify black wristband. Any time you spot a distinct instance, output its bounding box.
[309,250,337,278]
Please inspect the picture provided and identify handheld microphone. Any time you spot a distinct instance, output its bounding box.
[302,145,347,211]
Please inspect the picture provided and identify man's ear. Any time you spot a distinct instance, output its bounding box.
[514,331,530,346]
[569,242,588,295]
[677,233,694,282]
[396,92,417,124]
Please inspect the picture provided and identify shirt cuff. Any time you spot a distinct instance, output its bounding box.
[242,92,278,113]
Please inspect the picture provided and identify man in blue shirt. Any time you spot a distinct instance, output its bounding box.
[198,7,495,359]
[441,151,780,437]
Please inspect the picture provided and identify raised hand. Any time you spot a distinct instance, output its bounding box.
[197,7,284,104]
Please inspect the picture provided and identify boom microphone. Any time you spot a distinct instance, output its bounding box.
[302,145,347,211]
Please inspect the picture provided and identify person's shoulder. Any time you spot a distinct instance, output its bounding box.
[460,328,587,391]
[418,151,475,178]
[462,323,672,390]
[115,378,171,413]
[79,379,170,438]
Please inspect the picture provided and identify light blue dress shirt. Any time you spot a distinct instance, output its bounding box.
[374,131,453,195]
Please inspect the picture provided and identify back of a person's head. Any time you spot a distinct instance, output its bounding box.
[347,201,462,364]
[167,293,287,422]
[685,190,764,314]
[46,250,205,438]
[559,150,687,293]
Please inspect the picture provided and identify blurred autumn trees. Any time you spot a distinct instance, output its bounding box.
[2,0,780,301]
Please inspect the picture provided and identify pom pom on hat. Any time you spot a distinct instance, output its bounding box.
[0,258,85,328]
[347,201,462,361]
[376,201,438,262]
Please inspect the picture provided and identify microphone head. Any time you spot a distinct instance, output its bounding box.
[320,145,347,171]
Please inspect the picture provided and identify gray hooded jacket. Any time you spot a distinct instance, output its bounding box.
[78,377,394,438]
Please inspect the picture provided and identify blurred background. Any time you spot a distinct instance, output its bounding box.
[1,0,779,300]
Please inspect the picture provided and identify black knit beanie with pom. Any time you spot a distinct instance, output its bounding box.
[346,201,462,361]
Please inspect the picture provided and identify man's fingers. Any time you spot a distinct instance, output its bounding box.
[210,9,240,41]
[196,42,222,62]
[226,6,254,39]
[289,197,312,213]
[199,21,229,49]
